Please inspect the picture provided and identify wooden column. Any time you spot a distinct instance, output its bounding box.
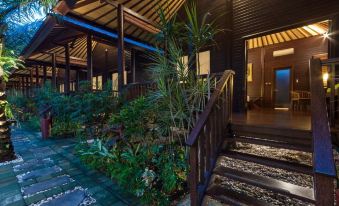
[25,76,29,96]
[21,77,25,95]
[131,48,136,83]
[87,34,93,85]
[43,65,47,85]
[35,66,39,87]
[29,69,33,96]
[117,4,125,94]
[51,53,57,89]
[76,70,80,91]
[64,44,70,94]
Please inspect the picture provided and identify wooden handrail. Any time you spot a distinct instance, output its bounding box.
[187,70,234,146]
[186,70,234,206]
[309,58,336,205]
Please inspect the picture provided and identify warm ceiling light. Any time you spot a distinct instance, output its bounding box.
[308,25,326,34]
[323,32,330,38]
[302,26,318,36]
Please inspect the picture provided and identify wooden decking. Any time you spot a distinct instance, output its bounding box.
[233,109,311,131]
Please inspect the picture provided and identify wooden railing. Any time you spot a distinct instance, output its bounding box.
[124,73,224,101]
[309,58,336,205]
[124,81,157,100]
[186,70,234,206]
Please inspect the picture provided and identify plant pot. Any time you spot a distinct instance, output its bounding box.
[40,117,51,139]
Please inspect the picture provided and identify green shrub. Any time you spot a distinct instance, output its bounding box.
[77,141,187,206]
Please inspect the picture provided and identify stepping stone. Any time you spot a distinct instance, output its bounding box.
[38,188,95,206]
[23,175,73,196]
[13,158,54,172]
[17,166,62,183]
[30,147,56,158]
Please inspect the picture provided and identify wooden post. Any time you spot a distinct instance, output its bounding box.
[25,76,29,96]
[35,66,39,87]
[29,69,33,96]
[51,53,57,89]
[64,44,70,94]
[76,70,80,91]
[131,48,136,83]
[87,34,93,86]
[117,3,125,94]
[21,76,25,96]
[329,64,335,126]
[43,65,47,85]
[314,173,334,206]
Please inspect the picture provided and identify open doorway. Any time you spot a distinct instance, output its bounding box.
[245,20,329,111]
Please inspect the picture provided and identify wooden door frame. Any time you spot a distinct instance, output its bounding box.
[272,66,294,108]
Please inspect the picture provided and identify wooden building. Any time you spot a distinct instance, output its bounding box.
[6,1,339,206]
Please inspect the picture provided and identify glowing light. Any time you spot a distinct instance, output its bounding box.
[323,32,330,39]
[323,72,329,87]
[308,25,326,34]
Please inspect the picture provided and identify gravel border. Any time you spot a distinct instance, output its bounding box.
[209,175,313,206]
[217,155,313,188]
[233,143,313,166]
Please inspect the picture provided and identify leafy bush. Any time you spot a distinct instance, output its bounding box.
[78,141,187,206]
[109,96,155,142]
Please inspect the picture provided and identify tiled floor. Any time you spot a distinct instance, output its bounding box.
[0,128,139,206]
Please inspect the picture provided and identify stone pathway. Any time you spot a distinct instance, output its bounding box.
[0,128,140,206]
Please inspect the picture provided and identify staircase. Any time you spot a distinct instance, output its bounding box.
[204,124,315,205]
[186,61,336,206]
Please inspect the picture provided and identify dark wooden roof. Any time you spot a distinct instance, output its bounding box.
[68,0,186,43]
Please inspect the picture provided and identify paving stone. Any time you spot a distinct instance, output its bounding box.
[17,166,62,182]
[13,158,54,172]
[24,193,46,205]
[0,194,23,206]
[23,175,73,196]
[39,189,86,206]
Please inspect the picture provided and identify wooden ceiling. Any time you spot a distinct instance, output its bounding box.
[247,21,329,49]
[69,0,186,43]
[29,36,97,65]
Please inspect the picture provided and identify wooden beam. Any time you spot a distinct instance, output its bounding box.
[54,0,76,15]
[117,4,125,94]
[87,34,93,84]
[51,53,57,89]
[64,44,71,94]
[103,0,159,33]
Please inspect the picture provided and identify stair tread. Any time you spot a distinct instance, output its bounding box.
[232,123,311,138]
[221,151,313,175]
[206,184,270,206]
[227,136,312,152]
[213,166,315,203]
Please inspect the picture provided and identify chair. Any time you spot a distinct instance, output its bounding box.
[290,91,300,111]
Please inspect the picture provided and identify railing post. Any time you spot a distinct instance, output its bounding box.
[309,58,336,205]
[189,145,199,206]
[314,173,334,206]
[329,63,335,127]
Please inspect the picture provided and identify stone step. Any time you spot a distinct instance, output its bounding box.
[17,166,62,183]
[13,158,54,172]
[23,175,73,197]
[37,187,96,206]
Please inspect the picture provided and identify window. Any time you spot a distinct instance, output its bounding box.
[92,75,103,90]
[59,84,64,93]
[112,72,127,92]
[179,50,210,76]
